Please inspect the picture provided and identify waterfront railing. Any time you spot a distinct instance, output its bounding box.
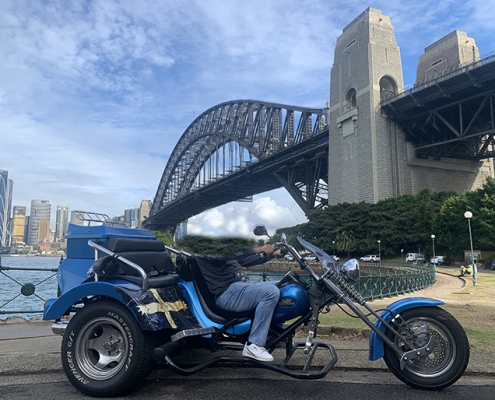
[0,256,61,318]
[1,256,435,318]
[247,259,436,301]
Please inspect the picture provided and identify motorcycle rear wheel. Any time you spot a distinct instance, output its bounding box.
[61,299,156,397]
[383,306,469,390]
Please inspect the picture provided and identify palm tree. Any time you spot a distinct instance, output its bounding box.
[336,232,355,258]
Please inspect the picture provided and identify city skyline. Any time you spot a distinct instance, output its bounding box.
[0,168,149,247]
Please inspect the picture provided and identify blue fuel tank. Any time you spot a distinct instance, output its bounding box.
[272,283,310,323]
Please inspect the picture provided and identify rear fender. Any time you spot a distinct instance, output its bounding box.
[369,297,444,360]
[43,281,135,320]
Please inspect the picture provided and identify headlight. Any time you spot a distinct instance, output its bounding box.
[341,259,360,283]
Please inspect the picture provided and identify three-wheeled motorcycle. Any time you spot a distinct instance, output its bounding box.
[43,221,470,397]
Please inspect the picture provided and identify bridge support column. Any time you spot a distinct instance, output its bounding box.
[328,7,407,205]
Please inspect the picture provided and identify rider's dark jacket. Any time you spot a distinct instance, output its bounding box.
[196,249,273,301]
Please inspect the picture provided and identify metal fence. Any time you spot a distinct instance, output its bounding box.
[247,260,436,301]
[0,256,61,317]
[0,257,435,318]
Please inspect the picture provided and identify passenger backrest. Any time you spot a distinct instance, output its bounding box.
[104,238,175,276]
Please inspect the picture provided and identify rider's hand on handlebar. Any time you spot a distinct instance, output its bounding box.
[253,244,283,258]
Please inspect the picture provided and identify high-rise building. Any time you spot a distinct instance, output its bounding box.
[70,210,85,225]
[55,205,69,242]
[24,216,29,243]
[112,215,125,225]
[11,206,26,244]
[139,200,151,228]
[124,206,140,228]
[27,200,51,245]
[0,170,13,249]
[38,218,50,243]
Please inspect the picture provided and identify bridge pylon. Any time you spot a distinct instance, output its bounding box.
[328,7,494,205]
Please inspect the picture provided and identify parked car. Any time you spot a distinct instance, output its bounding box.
[303,255,317,262]
[406,253,425,263]
[359,255,380,262]
[431,255,445,265]
[331,255,340,262]
[284,254,294,261]
[483,260,495,270]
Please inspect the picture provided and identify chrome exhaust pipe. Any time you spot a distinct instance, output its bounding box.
[52,320,69,336]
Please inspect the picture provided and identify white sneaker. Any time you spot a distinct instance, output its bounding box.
[242,343,274,362]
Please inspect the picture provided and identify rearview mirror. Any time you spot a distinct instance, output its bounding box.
[253,224,269,237]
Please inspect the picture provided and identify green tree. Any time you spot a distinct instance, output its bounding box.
[336,231,355,258]
[151,230,175,247]
[177,235,257,255]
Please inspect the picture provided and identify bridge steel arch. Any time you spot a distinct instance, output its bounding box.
[146,100,327,231]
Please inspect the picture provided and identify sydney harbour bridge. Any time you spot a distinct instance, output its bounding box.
[144,8,495,233]
[145,101,329,231]
[145,52,495,232]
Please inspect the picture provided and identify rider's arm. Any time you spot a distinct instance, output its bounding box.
[237,245,282,267]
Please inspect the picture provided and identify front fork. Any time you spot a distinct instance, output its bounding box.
[304,266,441,367]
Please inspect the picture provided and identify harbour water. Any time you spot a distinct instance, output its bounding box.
[0,256,61,320]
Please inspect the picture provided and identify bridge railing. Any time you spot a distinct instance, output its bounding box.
[381,51,495,104]
[247,260,436,301]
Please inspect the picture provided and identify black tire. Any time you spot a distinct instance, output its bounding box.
[383,307,470,390]
[61,299,156,397]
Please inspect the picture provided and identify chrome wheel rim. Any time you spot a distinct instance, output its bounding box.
[74,317,129,381]
[398,317,456,378]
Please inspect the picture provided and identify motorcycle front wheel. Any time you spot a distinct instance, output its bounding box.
[383,306,470,390]
[61,299,156,397]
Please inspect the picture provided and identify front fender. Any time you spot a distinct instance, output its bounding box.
[368,297,444,360]
[43,281,131,320]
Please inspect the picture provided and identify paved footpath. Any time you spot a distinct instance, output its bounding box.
[0,271,494,377]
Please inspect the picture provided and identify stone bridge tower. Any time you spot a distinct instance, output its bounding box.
[328,7,493,205]
[328,7,406,204]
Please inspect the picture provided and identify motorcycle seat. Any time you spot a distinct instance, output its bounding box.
[185,258,254,325]
[118,273,180,288]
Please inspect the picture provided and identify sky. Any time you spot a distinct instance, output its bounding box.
[1,0,494,238]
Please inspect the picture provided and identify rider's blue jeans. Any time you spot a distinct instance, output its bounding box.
[216,281,280,347]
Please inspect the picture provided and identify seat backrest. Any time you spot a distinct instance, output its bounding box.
[116,251,175,276]
[106,238,165,252]
[104,238,175,277]
[186,257,253,323]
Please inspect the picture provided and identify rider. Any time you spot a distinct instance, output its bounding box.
[196,244,282,362]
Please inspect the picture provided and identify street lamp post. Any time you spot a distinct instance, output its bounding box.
[464,211,477,286]
[378,240,381,262]
[431,234,436,267]
[332,240,335,256]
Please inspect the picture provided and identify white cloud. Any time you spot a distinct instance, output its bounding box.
[188,191,307,237]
